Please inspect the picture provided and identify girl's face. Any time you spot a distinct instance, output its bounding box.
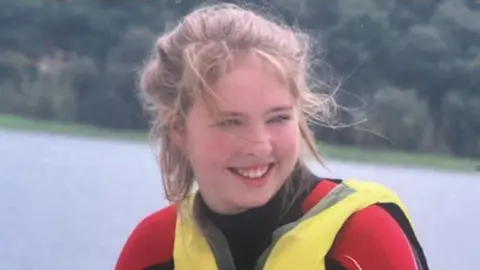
[175,54,301,214]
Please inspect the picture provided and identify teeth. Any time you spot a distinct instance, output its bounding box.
[234,166,269,179]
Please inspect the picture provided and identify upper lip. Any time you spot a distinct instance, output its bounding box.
[228,162,275,169]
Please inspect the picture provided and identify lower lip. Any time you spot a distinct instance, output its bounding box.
[231,166,273,187]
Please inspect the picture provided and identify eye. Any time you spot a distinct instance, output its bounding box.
[216,118,242,128]
[267,114,291,124]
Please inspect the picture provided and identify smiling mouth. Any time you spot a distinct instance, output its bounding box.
[228,163,275,179]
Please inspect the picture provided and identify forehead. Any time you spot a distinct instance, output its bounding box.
[202,54,295,114]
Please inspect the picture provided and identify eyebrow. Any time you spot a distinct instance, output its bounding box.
[268,106,294,114]
[217,106,294,117]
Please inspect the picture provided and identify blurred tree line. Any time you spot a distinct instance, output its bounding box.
[0,0,479,158]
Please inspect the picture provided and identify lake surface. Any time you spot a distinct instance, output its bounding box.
[1,130,478,270]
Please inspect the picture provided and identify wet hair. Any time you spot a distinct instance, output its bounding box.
[138,3,336,229]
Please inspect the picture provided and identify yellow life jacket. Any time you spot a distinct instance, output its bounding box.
[173,179,415,270]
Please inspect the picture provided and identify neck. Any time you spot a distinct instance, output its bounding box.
[192,167,320,270]
[200,177,317,234]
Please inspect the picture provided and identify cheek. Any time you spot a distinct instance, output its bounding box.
[186,127,234,166]
[272,124,301,159]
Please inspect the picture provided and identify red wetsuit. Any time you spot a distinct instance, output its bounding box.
[116,178,429,270]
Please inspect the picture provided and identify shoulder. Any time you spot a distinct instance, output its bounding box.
[302,177,406,215]
[304,178,428,269]
[329,203,425,269]
[115,204,177,270]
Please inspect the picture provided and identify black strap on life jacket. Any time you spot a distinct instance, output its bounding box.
[378,203,430,270]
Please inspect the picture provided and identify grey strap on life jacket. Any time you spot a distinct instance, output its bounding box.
[254,183,356,270]
[203,182,356,270]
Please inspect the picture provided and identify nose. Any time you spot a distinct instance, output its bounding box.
[243,124,273,157]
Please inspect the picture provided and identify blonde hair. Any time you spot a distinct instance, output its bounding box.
[138,3,335,222]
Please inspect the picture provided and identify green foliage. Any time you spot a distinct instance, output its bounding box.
[364,87,434,152]
[0,0,479,158]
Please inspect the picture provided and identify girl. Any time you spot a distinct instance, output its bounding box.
[115,3,429,270]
